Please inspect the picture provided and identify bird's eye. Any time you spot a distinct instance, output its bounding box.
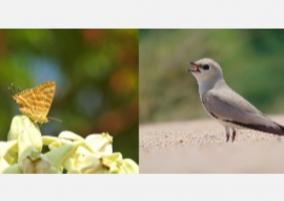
[202,64,210,70]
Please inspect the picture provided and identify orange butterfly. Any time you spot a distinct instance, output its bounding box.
[12,81,56,124]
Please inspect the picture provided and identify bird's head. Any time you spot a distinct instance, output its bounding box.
[189,58,223,84]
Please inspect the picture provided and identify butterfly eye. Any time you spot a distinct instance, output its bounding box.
[202,64,210,70]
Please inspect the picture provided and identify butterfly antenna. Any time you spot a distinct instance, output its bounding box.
[8,83,21,95]
[49,116,62,123]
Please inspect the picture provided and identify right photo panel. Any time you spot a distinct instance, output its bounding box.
[139,29,284,173]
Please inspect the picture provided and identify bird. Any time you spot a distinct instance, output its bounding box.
[189,58,284,142]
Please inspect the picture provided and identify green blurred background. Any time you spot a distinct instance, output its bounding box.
[140,29,284,124]
[0,29,138,162]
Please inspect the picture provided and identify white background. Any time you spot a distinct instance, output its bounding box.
[1,0,284,200]
[1,175,284,201]
[1,0,284,28]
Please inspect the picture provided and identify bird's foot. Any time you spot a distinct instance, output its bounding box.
[232,129,236,142]
[226,133,230,142]
[225,128,237,142]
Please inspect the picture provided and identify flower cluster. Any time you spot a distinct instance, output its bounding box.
[0,115,139,173]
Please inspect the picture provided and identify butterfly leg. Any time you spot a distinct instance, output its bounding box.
[225,127,230,142]
[232,128,237,142]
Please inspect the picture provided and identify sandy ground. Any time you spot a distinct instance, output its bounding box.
[139,115,284,173]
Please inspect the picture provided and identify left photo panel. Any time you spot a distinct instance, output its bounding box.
[0,29,139,173]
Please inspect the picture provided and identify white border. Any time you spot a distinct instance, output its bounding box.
[1,0,284,28]
[1,174,284,201]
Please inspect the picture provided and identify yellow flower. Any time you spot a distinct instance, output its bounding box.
[7,115,42,167]
[4,115,81,173]
[0,141,18,173]
[1,116,139,174]
[102,153,139,174]
[58,131,112,173]
[57,131,138,173]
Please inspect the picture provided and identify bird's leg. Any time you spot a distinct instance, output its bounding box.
[232,128,236,142]
[225,127,230,142]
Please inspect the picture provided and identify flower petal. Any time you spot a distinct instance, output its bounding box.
[7,115,42,165]
[85,133,113,154]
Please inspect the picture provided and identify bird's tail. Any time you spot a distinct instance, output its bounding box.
[227,119,284,136]
[273,122,284,136]
[257,121,284,136]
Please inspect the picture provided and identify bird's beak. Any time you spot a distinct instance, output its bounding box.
[188,61,201,73]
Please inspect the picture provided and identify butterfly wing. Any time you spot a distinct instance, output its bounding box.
[33,81,56,123]
[13,81,56,124]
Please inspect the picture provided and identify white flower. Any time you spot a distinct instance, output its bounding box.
[1,116,139,174]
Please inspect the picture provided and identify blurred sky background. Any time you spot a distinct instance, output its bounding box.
[140,29,284,124]
[0,29,138,162]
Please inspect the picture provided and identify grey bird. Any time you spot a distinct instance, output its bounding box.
[189,58,284,142]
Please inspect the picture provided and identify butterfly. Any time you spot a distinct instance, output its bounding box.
[12,81,56,124]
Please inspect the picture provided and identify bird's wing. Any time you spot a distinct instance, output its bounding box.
[202,88,278,129]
